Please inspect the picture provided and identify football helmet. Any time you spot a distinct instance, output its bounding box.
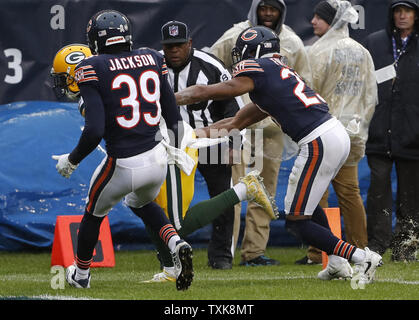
[51,44,92,100]
[231,26,280,65]
[86,10,132,55]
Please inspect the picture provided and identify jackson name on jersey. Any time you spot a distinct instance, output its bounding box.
[108,53,157,71]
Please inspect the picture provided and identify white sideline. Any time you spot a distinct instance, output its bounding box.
[1,273,419,285]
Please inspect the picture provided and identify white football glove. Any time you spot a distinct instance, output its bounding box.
[52,153,78,178]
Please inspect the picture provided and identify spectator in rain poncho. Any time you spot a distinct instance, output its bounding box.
[300,0,377,266]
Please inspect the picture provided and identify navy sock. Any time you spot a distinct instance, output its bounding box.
[312,205,330,230]
[76,212,105,268]
[285,218,339,255]
[130,202,179,247]
[285,218,357,260]
[130,202,171,232]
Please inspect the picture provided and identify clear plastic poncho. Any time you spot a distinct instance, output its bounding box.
[307,0,378,166]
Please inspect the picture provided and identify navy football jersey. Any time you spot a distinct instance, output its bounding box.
[232,57,332,142]
[71,48,181,162]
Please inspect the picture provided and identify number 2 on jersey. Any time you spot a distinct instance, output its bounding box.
[280,68,325,108]
[112,71,161,128]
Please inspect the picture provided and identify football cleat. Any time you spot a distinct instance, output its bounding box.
[239,255,280,266]
[172,240,194,291]
[353,247,383,285]
[142,267,176,283]
[240,170,279,220]
[66,263,91,289]
[318,258,353,280]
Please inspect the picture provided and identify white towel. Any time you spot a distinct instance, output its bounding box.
[161,121,229,176]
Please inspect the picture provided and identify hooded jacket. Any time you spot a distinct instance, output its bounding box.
[365,0,419,160]
[307,0,377,166]
[210,0,312,87]
[209,0,312,149]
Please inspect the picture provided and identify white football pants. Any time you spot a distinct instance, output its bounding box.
[85,142,168,217]
[284,117,350,216]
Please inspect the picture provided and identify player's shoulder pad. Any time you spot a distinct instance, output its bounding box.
[232,58,263,77]
[74,56,99,84]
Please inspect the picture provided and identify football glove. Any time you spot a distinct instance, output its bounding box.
[52,153,78,178]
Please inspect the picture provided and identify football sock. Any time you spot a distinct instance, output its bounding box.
[178,188,240,237]
[143,189,240,268]
[285,218,356,260]
[160,224,181,252]
[332,239,357,261]
[312,205,331,229]
[145,225,174,267]
[349,248,366,264]
[75,264,90,281]
[76,212,104,270]
[130,202,181,252]
[232,182,248,201]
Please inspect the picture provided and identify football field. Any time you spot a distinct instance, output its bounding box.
[1,246,418,302]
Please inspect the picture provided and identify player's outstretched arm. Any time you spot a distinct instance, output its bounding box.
[175,77,254,105]
[195,102,268,138]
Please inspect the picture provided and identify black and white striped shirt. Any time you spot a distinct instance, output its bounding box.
[163,48,244,129]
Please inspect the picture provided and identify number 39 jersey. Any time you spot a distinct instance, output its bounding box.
[73,47,180,161]
[233,57,332,143]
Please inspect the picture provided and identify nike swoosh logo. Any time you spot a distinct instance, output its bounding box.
[365,261,372,273]
[329,270,340,276]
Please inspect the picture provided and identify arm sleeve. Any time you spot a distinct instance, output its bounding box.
[68,84,105,164]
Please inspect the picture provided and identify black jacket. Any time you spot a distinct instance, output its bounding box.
[364,0,419,160]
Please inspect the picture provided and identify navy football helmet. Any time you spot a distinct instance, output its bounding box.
[86,10,132,54]
[231,26,280,64]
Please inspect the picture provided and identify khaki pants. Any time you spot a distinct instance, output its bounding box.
[308,163,368,262]
[232,121,284,262]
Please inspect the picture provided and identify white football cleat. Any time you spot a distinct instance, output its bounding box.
[66,263,91,288]
[142,267,176,283]
[318,257,353,280]
[172,240,194,291]
[353,247,383,285]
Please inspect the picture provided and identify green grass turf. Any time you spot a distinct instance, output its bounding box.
[0,247,418,300]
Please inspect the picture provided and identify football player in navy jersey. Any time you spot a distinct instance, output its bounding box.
[52,10,193,290]
[51,41,279,284]
[176,26,383,285]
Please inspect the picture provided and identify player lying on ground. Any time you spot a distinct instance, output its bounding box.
[175,26,383,284]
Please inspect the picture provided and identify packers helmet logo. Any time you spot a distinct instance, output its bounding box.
[241,29,258,42]
[65,51,87,65]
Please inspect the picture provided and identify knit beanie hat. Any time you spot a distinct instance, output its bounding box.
[258,0,282,11]
[314,1,337,25]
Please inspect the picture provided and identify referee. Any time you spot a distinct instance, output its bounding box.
[160,20,244,269]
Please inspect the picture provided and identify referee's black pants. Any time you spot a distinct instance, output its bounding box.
[198,163,234,267]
